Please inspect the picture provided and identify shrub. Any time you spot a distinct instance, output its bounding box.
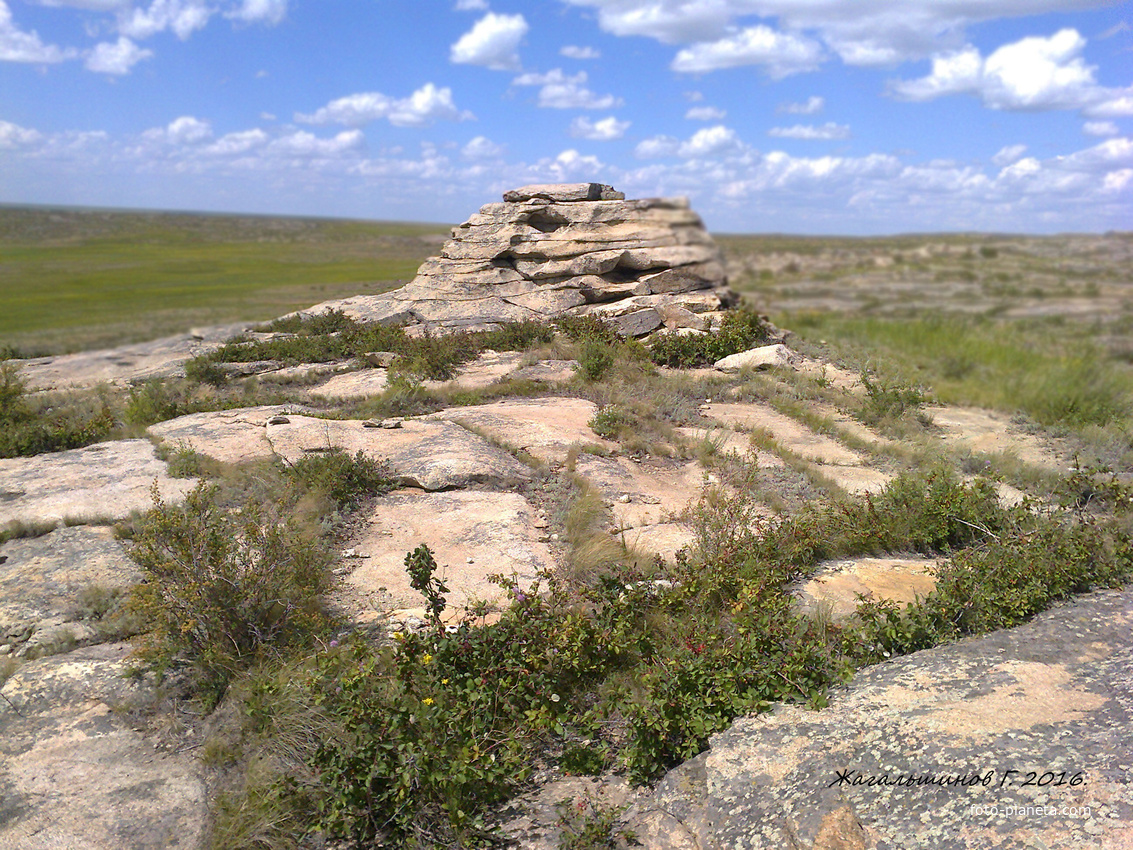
[0,362,115,457]
[577,340,616,381]
[127,484,335,703]
[648,308,773,368]
[283,449,397,509]
[124,378,192,427]
[857,372,928,426]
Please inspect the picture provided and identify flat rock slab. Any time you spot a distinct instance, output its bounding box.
[651,588,1133,849]
[925,406,1068,470]
[423,350,526,391]
[818,464,894,496]
[0,440,197,528]
[621,522,697,563]
[0,526,139,657]
[0,642,206,850]
[147,405,292,464]
[574,454,707,529]
[793,556,939,620]
[12,322,248,391]
[426,398,616,463]
[265,416,533,491]
[701,402,866,467]
[675,426,784,466]
[308,367,389,398]
[337,490,557,621]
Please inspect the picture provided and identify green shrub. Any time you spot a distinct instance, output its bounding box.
[857,372,928,426]
[577,340,616,381]
[283,449,397,509]
[124,378,192,427]
[0,363,115,457]
[554,796,636,850]
[648,308,773,368]
[588,405,634,439]
[127,484,335,703]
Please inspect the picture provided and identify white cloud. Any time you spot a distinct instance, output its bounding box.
[455,0,488,9]
[268,129,363,158]
[514,68,623,109]
[450,12,527,71]
[226,0,287,25]
[671,25,824,77]
[686,105,726,120]
[780,96,825,114]
[0,118,43,148]
[992,143,1028,166]
[562,0,1118,68]
[85,35,152,73]
[165,115,212,143]
[118,0,213,41]
[462,135,503,158]
[0,0,78,62]
[569,115,630,140]
[296,83,473,128]
[679,125,741,157]
[203,128,268,155]
[768,122,850,140]
[561,44,600,59]
[891,29,1131,114]
[634,135,679,158]
[1083,120,1119,137]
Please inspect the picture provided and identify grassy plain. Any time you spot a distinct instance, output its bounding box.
[0,207,445,355]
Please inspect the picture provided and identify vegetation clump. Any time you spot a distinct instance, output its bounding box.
[648,308,773,368]
[0,362,115,458]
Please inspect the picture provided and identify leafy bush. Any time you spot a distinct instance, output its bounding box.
[283,449,397,509]
[577,340,616,381]
[124,378,193,427]
[127,484,335,702]
[857,372,929,426]
[0,362,115,457]
[648,308,773,368]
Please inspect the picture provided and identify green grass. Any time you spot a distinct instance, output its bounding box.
[784,313,1133,429]
[0,208,446,355]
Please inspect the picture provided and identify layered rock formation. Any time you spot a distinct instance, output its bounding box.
[302,182,737,336]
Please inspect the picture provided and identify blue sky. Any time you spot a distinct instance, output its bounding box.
[1,0,1130,234]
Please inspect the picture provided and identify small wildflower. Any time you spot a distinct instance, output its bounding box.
[441,678,449,685]
[421,653,433,664]
[550,693,560,702]
[422,697,434,705]
[329,639,339,648]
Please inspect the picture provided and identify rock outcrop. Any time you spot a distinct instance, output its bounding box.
[299,183,737,336]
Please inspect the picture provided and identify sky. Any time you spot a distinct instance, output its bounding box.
[0,0,1130,234]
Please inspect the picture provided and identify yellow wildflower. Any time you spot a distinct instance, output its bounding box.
[422,697,435,705]
[421,653,433,664]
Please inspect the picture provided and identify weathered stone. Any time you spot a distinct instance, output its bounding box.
[0,440,197,528]
[655,304,708,331]
[0,526,140,659]
[334,490,556,622]
[502,183,624,202]
[427,398,616,463]
[311,367,389,399]
[148,404,293,464]
[264,416,533,491]
[714,343,797,372]
[299,185,733,334]
[0,643,206,850]
[793,556,939,620]
[612,307,663,337]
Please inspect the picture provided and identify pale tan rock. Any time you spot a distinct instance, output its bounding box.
[714,343,796,372]
[427,398,616,462]
[702,403,865,467]
[793,556,940,620]
[503,183,624,202]
[311,367,389,399]
[0,643,206,850]
[148,405,291,463]
[925,405,1067,470]
[335,490,556,621]
[0,440,197,528]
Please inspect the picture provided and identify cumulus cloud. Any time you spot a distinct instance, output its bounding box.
[561,44,600,59]
[296,83,473,128]
[203,128,268,155]
[671,25,824,77]
[679,125,741,157]
[634,135,680,158]
[152,115,213,143]
[686,105,726,120]
[562,0,1118,68]
[85,35,152,73]
[1,0,78,62]
[455,0,488,9]
[891,29,1131,114]
[779,96,825,114]
[450,12,527,71]
[569,115,630,140]
[0,118,43,148]
[118,0,212,41]
[768,122,850,140]
[1083,121,1119,137]
[992,144,1028,165]
[226,0,287,25]
[513,68,623,109]
[462,135,504,158]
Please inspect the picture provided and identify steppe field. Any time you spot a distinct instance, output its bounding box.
[2,207,1132,848]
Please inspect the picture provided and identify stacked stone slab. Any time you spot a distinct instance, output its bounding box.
[307,183,736,336]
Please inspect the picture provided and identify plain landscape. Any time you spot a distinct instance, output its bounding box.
[1,205,1131,849]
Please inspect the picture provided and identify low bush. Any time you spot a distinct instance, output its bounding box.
[648,308,773,368]
[0,362,115,457]
[283,449,398,509]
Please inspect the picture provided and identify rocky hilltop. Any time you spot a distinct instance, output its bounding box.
[297,182,737,336]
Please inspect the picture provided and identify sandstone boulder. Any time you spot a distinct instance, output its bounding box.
[296,184,736,336]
